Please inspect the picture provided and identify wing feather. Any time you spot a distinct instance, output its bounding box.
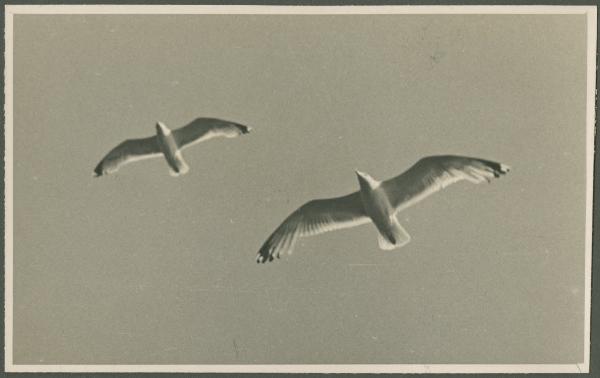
[257,192,369,263]
[173,118,251,149]
[382,155,510,213]
[94,137,161,176]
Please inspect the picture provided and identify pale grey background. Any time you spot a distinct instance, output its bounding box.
[12,14,587,364]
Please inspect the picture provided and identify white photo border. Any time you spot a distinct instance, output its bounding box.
[3,4,596,374]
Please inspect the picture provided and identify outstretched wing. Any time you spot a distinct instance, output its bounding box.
[173,118,251,150]
[94,137,161,176]
[382,155,510,213]
[257,192,369,263]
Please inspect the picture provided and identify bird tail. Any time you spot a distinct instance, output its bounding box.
[178,160,190,175]
[168,152,190,177]
[168,161,189,177]
[377,217,411,250]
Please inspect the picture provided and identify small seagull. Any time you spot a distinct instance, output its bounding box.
[256,155,510,263]
[93,118,252,177]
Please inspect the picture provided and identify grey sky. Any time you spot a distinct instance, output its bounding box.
[12,14,587,364]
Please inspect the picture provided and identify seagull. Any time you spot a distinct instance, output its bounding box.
[256,155,510,263]
[93,117,252,177]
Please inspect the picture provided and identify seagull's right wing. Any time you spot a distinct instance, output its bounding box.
[257,192,369,263]
[173,118,251,150]
[382,155,510,213]
[94,137,161,176]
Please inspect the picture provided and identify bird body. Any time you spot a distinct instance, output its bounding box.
[156,122,189,176]
[94,117,251,177]
[257,155,510,263]
[356,170,407,249]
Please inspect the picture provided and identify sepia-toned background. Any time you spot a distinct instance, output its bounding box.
[11,13,588,364]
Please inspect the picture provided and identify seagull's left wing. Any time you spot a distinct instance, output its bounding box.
[173,118,251,150]
[382,155,510,213]
[257,192,369,263]
[93,136,161,176]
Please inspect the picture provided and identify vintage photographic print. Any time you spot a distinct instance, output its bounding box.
[3,5,596,374]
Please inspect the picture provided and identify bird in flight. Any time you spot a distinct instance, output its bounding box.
[256,155,510,263]
[93,117,252,177]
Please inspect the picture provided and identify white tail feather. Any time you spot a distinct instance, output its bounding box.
[378,233,398,250]
[376,217,411,251]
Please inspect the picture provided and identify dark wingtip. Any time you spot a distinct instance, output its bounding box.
[480,159,510,178]
[495,163,511,177]
[256,250,265,264]
[236,123,252,135]
[256,243,275,264]
[93,165,103,177]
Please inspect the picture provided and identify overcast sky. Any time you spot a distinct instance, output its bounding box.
[12,13,588,364]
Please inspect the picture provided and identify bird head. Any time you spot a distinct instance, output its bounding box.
[156,121,171,136]
[355,170,380,190]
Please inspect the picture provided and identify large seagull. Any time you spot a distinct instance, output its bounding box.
[94,117,251,177]
[257,155,510,263]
